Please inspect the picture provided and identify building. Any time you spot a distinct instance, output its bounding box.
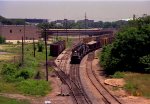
[25,19,48,25]
[0,25,40,43]
[51,19,75,26]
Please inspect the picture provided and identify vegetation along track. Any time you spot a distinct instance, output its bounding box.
[55,49,92,104]
[86,51,122,104]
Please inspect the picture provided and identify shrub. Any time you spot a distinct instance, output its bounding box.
[1,63,25,82]
[15,69,33,79]
[124,82,138,96]
[18,79,51,96]
[111,71,125,78]
[0,35,5,44]
[37,42,43,52]
[139,54,150,72]
[1,64,17,76]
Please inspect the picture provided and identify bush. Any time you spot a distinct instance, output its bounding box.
[1,64,22,82]
[0,35,5,44]
[18,79,51,96]
[100,16,150,73]
[1,64,17,76]
[100,45,120,74]
[139,54,150,72]
[1,63,33,82]
[124,82,138,96]
[37,42,43,52]
[111,71,125,78]
[15,69,33,79]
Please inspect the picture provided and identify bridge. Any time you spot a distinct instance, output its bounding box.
[44,28,116,36]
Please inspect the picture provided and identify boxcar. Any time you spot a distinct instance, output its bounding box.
[50,40,66,57]
[87,41,101,52]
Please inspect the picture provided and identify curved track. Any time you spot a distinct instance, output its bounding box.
[86,51,122,104]
[69,64,92,104]
[56,49,92,104]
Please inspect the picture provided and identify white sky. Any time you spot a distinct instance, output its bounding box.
[0,0,150,21]
[0,0,150,2]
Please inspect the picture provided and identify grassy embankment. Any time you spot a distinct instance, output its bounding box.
[111,71,150,98]
[0,43,52,98]
[98,49,150,98]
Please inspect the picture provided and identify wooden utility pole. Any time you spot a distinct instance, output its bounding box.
[33,37,35,57]
[57,29,58,41]
[44,29,48,81]
[85,12,87,36]
[24,22,26,43]
[22,36,24,65]
[65,19,68,41]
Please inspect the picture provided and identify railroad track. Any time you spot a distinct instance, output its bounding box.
[69,64,92,104]
[55,49,92,104]
[86,51,122,104]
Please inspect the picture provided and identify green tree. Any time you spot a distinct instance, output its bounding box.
[100,15,150,74]
[0,35,5,44]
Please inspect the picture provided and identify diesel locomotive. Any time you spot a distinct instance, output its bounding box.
[70,35,114,64]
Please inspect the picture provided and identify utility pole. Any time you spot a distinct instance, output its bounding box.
[44,29,48,81]
[85,12,87,36]
[22,36,24,65]
[33,37,35,57]
[24,21,26,43]
[79,25,81,41]
[65,19,68,41]
[56,25,58,41]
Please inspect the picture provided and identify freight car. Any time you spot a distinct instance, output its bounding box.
[50,40,66,57]
[70,40,101,64]
[87,41,101,52]
[70,35,114,64]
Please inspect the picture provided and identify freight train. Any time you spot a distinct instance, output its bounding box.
[70,35,114,64]
[50,40,66,57]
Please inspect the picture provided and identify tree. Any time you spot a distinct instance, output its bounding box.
[0,35,5,44]
[100,15,150,74]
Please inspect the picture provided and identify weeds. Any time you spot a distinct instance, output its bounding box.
[0,44,52,96]
[111,71,125,78]
[124,73,150,98]
[18,79,51,96]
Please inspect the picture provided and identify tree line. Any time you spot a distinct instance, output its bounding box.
[0,15,128,29]
[0,16,25,25]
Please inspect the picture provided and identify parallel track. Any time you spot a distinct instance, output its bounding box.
[56,49,92,104]
[69,64,92,104]
[86,51,122,104]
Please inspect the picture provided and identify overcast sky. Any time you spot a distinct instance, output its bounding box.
[0,0,150,21]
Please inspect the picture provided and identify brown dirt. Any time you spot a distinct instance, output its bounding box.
[104,78,125,87]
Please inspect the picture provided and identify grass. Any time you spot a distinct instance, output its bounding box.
[0,96,30,104]
[124,72,150,98]
[18,79,51,96]
[0,43,52,96]
[0,80,18,93]
[0,54,16,61]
